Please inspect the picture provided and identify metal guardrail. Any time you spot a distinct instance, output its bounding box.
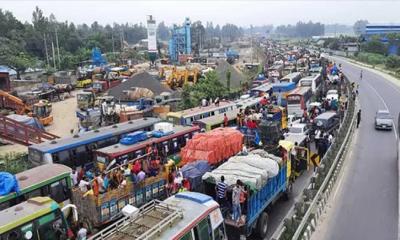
[271,76,357,240]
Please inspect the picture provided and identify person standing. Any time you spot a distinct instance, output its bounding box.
[357,109,361,128]
[215,176,228,209]
[77,222,87,240]
[232,180,242,224]
[71,169,78,187]
[223,113,228,127]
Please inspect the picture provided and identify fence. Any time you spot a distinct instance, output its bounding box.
[271,75,357,240]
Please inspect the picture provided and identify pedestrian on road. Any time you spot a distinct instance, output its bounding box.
[357,109,361,128]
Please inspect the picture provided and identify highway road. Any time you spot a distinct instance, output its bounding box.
[313,57,399,240]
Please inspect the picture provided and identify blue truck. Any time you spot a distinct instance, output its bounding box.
[202,154,291,239]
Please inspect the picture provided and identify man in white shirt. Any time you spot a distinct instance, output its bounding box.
[77,222,87,240]
[78,177,90,192]
[71,169,78,186]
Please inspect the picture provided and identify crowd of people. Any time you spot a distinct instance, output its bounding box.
[70,143,164,198]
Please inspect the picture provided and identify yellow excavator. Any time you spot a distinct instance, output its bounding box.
[165,67,200,89]
[31,100,53,126]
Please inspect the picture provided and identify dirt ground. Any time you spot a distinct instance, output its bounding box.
[0,90,80,154]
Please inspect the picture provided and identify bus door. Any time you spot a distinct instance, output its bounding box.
[172,138,179,152]
[162,141,169,157]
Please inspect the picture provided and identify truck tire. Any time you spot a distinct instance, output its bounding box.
[256,212,269,238]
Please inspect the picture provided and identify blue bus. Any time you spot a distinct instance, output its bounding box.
[28,117,161,169]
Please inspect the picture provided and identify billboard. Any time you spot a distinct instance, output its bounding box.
[147,15,157,52]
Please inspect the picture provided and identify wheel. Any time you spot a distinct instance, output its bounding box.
[283,183,292,201]
[256,212,269,238]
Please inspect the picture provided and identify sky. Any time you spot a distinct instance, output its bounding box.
[1,1,400,27]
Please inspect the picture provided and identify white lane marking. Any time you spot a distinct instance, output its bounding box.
[364,80,398,140]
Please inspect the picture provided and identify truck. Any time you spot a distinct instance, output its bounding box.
[202,151,289,239]
[201,142,319,239]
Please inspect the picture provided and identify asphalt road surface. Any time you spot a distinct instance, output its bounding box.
[315,57,398,240]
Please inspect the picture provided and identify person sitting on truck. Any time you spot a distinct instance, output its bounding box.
[148,158,160,177]
[146,144,153,160]
[97,173,105,193]
[131,160,141,174]
[216,176,228,209]
[232,180,242,224]
[239,180,248,215]
[92,178,99,197]
[137,170,146,183]
[109,171,119,189]
[182,178,191,191]
[78,176,90,192]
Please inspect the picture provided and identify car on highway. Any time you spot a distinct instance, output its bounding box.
[313,111,339,133]
[375,110,393,130]
[326,89,339,101]
[284,123,309,146]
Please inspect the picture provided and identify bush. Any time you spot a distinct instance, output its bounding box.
[385,55,400,69]
[356,52,386,65]
[0,152,31,174]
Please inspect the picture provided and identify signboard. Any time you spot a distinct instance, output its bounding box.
[147,15,157,52]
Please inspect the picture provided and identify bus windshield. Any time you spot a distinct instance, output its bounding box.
[287,95,301,105]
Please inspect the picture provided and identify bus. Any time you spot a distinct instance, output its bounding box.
[166,101,237,126]
[250,83,273,97]
[89,192,227,240]
[287,86,313,117]
[0,164,72,211]
[0,197,75,240]
[194,97,261,131]
[280,72,302,85]
[28,117,161,169]
[94,125,200,169]
[298,74,322,93]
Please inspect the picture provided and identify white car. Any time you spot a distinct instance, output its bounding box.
[326,89,339,101]
[285,123,309,145]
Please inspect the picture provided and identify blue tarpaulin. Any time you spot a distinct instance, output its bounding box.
[181,160,211,192]
[0,172,19,196]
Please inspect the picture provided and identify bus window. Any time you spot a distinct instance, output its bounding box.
[49,179,68,203]
[56,150,72,167]
[194,217,212,240]
[25,188,41,200]
[36,211,65,240]
[2,230,21,240]
[74,146,88,167]
[180,230,194,240]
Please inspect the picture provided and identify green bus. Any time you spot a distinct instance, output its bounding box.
[0,164,73,212]
[0,196,75,240]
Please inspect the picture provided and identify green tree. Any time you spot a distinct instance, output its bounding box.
[385,55,400,69]
[362,39,386,55]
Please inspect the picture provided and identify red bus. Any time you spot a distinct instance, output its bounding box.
[94,125,200,169]
[286,86,312,117]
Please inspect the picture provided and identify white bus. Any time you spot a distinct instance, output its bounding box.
[280,72,302,85]
[89,191,227,240]
[298,74,322,93]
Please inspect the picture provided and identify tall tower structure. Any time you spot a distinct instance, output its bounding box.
[147,15,157,64]
[169,18,192,63]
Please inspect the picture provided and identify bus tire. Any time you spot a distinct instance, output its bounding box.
[256,212,269,238]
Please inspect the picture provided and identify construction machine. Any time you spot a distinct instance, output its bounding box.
[77,92,96,110]
[0,90,54,126]
[165,66,200,89]
[31,100,53,126]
